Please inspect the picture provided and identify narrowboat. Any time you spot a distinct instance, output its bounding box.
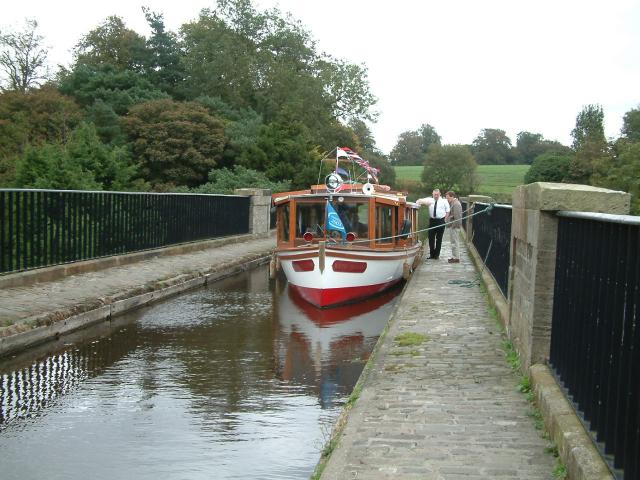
[271,147,423,308]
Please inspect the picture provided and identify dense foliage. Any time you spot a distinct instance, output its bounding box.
[124,99,226,188]
[191,165,291,194]
[0,0,388,193]
[1,5,638,213]
[524,153,571,184]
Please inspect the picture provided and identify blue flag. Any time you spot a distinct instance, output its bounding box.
[336,166,350,179]
[326,202,347,240]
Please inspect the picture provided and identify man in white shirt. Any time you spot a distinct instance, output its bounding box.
[417,188,450,260]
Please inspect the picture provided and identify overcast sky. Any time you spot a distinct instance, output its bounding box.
[3,0,639,154]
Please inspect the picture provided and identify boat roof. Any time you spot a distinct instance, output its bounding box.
[272,185,419,207]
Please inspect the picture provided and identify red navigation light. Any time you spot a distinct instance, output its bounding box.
[346,232,356,242]
[303,232,313,242]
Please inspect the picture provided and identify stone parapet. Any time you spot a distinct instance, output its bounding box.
[509,182,630,369]
[531,365,614,480]
[512,182,630,212]
[234,188,272,234]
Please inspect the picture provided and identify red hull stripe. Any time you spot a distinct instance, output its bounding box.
[291,280,401,308]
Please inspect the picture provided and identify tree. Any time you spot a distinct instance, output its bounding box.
[0,86,82,186]
[180,9,259,108]
[180,0,377,137]
[592,142,640,215]
[0,19,49,92]
[58,63,169,115]
[567,104,610,183]
[524,152,572,184]
[390,124,441,166]
[142,8,185,97]
[86,99,124,145]
[621,106,640,142]
[471,128,517,165]
[14,142,100,190]
[416,124,440,152]
[13,122,139,191]
[0,86,82,158]
[515,131,543,164]
[237,110,321,189]
[422,144,478,194]
[74,16,148,72]
[349,119,376,152]
[571,104,606,151]
[191,165,290,194]
[318,58,377,123]
[516,131,570,164]
[391,131,424,166]
[123,99,226,188]
[64,122,139,190]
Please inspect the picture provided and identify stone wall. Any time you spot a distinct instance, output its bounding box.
[234,188,272,235]
[509,183,630,369]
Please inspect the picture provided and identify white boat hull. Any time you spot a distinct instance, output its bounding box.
[276,244,421,307]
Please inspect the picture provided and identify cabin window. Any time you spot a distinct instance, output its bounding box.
[279,203,290,242]
[399,207,412,240]
[296,203,325,238]
[375,205,393,244]
[334,200,369,239]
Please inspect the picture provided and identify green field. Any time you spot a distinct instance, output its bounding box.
[395,164,530,199]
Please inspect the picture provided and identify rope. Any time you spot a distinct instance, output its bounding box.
[314,199,497,290]
[448,238,493,288]
[345,203,495,245]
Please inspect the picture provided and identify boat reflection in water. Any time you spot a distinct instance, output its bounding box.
[274,278,401,408]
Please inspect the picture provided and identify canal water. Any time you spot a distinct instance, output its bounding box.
[0,265,400,479]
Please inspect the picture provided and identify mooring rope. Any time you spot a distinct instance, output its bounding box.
[344,203,494,245]
[448,238,493,288]
[305,200,497,288]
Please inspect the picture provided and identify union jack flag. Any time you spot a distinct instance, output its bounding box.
[340,147,380,183]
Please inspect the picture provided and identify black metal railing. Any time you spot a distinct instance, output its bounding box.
[0,189,250,274]
[471,203,512,298]
[550,212,639,480]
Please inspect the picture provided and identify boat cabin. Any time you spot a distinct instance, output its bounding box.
[272,184,420,250]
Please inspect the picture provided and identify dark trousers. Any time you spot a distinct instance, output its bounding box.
[428,218,446,258]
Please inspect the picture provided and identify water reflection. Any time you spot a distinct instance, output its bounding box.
[275,282,399,408]
[1,325,139,426]
[0,265,400,480]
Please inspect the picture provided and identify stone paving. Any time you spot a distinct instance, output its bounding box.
[321,237,556,479]
[0,236,276,327]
